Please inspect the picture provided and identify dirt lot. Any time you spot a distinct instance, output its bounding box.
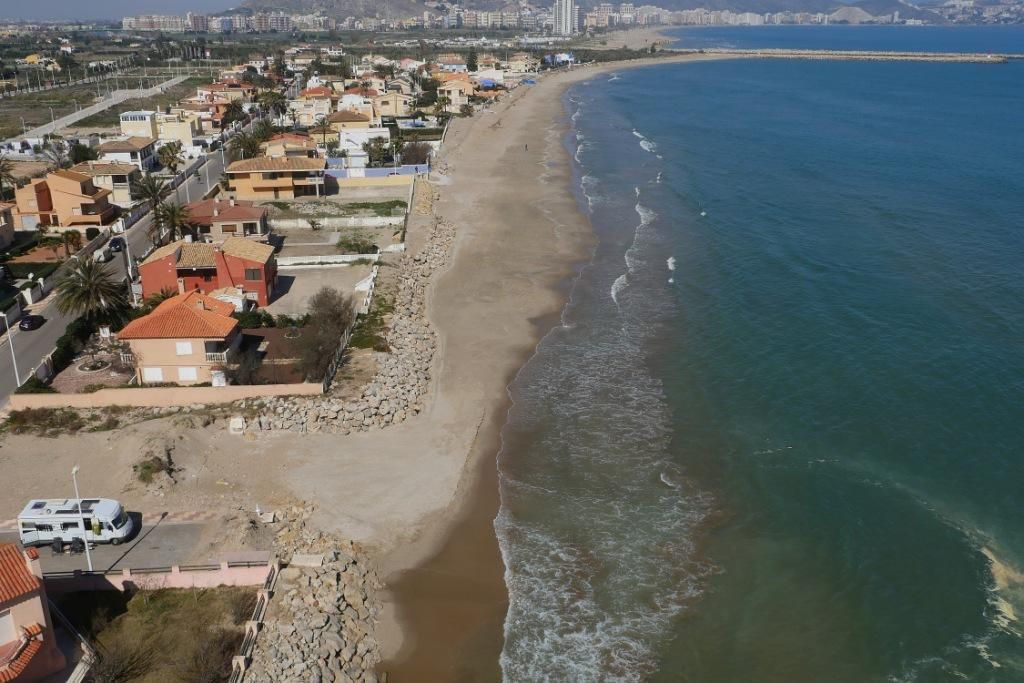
[70,76,211,130]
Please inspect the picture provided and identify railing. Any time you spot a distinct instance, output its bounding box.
[205,351,229,363]
[229,559,280,683]
[120,352,135,365]
[48,598,96,683]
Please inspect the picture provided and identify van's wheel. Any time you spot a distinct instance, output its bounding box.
[111,538,121,546]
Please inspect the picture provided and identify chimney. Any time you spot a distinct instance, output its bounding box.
[25,546,42,579]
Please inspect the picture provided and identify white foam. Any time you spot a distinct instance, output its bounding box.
[640,139,658,154]
[610,273,627,305]
[666,256,676,272]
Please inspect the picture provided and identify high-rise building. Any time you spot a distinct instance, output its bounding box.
[552,0,576,36]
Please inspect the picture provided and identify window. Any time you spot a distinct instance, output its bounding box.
[142,367,164,382]
[243,222,258,234]
[202,274,213,282]
[175,341,193,356]
[245,268,261,281]
[35,524,53,532]
[221,223,237,233]
[178,367,198,382]
[61,522,81,531]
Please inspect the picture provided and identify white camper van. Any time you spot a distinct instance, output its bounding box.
[17,498,134,547]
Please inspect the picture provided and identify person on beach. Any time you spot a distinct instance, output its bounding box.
[525,144,528,152]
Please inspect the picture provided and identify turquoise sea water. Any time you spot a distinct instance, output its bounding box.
[496,28,1024,682]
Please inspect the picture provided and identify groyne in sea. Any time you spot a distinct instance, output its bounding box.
[670,47,1015,63]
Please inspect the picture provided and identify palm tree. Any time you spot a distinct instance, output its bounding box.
[134,175,168,246]
[61,230,82,258]
[156,202,192,242]
[434,96,451,117]
[229,131,261,160]
[55,259,129,327]
[223,100,244,127]
[0,154,15,201]
[251,118,274,143]
[259,90,288,119]
[157,141,184,174]
[42,139,69,170]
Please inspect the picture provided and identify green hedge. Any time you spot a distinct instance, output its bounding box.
[14,376,57,394]
[51,316,94,375]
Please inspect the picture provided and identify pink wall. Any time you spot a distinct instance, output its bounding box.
[44,561,275,597]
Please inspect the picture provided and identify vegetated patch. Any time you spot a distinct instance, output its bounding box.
[72,76,211,129]
[57,586,255,683]
[133,446,176,485]
[14,376,57,394]
[336,230,379,255]
[5,407,84,436]
[343,199,407,216]
[349,292,394,352]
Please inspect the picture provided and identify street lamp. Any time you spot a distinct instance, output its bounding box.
[2,315,21,387]
[71,465,94,572]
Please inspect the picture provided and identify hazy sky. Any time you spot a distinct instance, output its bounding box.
[1,0,242,21]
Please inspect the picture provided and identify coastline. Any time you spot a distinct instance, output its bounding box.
[375,53,737,680]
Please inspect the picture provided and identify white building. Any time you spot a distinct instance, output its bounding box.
[552,0,577,36]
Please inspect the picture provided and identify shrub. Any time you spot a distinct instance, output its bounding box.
[6,408,83,435]
[133,454,174,484]
[234,309,275,329]
[293,287,355,381]
[85,227,101,241]
[14,376,57,394]
[336,231,378,255]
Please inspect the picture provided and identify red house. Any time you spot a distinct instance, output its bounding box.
[139,237,277,307]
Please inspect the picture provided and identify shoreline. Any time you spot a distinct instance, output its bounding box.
[376,53,736,680]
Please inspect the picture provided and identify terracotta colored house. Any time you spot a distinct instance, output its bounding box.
[225,157,326,201]
[139,237,277,307]
[68,161,142,208]
[12,170,116,231]
[0,544,66,682]
[118,291,241,385]
[184,198,269,243]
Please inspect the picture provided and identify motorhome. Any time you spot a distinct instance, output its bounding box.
[17,498,134,547]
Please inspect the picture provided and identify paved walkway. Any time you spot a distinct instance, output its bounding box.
[4,74,189,143]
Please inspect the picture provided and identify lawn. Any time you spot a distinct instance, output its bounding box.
[72,77,212,129]
[57,586,257,683]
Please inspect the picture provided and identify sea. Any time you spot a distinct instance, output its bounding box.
[495,26,1024,682]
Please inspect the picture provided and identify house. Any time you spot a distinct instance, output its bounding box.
[326,111,371,131]
[259,133,319,159]
[287,97,332,128]
[185,198,270,243]
[373,92,414,119]
[121,109,204,152]
[196,80,258,102]
[68,162,142,208]
[138,237,277,306]
[0,544,67,682]
[0,203,14,250]
[435,53,468,72]
[226,157,326,201]
[96,137,158,172]
[12,170,116,231]
[119,110,158,139]
[437,80,475,113]
[118,291,242,385]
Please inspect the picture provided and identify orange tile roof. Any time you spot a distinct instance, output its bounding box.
[0,543,40,604]
[118,291,238,340]
[222,237,274,264]
[327,111,369,123]
[97,136,157,153]
[0,639,42,682]
[227,157,326,173]
[186,198,267,225]
[300,86,335,98]
[69,161,140,177]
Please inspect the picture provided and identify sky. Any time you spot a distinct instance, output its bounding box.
[0,0,242,21]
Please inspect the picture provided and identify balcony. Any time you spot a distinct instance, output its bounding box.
[205,350,234,363]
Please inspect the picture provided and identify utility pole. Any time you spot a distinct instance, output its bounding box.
[71,466,94,572]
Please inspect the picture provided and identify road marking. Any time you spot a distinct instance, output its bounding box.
[0,509,221,531]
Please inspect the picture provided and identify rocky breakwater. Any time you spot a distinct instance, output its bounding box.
[247,504,382,683]
[245,216,456,434]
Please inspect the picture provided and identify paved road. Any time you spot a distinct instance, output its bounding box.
[0,117,256,404]
[5,74,188,143]
[0,519,206,573]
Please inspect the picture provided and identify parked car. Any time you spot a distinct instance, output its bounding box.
[94,247,113,263]
[18,315,45,331]
[109,237,126,252]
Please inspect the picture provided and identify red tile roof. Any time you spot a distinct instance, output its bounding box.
[327,110,369,123]
[0,639,41,682]
[185,198,267,225]
[300,86,335,98]
[0,544,40,604]
[118,291,239,340]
